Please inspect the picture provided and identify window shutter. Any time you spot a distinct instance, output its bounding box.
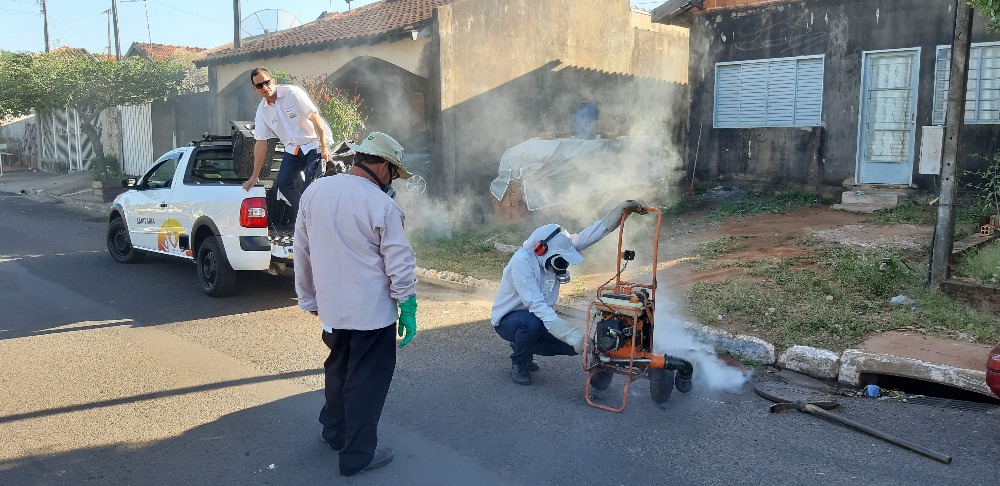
[714,56,824,128]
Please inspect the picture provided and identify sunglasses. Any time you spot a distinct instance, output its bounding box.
[253,79,273,90]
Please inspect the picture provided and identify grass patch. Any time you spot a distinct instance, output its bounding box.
[865,202,983,238]
[953,239,1000,284]
[687,242,1000,351]
[690,236,748,270]
[865,201,937,225]
[410,224,526,280]
[706,190,824,220]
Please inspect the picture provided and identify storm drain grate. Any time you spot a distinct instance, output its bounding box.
[904,395,999,412]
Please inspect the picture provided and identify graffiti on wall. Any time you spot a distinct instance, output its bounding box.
[733,22,829,54]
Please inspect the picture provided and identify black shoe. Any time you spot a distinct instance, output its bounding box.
[512,363,533,385]
[364,447,393,471]
[508,342,539,371]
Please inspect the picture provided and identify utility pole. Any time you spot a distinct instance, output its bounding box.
[102,9,112,55]
[930,0,974,287]
[40,0,50,52]
[111,0,121,60]
[233,0,241,49]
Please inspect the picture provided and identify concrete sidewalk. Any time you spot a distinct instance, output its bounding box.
[0,167,110,214]
[2,167,995,401]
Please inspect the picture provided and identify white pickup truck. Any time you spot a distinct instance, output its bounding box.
[105,132,297,297]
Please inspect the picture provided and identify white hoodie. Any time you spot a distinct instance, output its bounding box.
[490,220,611,328]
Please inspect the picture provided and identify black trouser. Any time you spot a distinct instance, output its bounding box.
[319,324,396,476]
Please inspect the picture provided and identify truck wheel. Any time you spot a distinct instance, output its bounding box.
[197,237,236,297]
[649,368,675,404]
[107,218,145,264]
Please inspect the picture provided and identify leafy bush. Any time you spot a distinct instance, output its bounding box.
[90,155,121,181]
[964,151,1000,216]
[297,76,367,143]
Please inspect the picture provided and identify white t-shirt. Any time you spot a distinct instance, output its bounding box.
[254,84,321,155]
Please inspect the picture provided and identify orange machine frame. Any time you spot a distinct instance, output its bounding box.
[582,207,662,412]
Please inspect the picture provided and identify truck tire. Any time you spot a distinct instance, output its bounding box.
[107,217,145,264]
[197,236,236,297]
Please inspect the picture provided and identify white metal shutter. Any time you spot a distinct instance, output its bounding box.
[714,56,823,128]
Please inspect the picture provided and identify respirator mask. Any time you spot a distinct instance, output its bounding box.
[546,255,571,284]
[355,160,397,199]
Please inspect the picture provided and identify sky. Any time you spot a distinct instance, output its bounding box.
[0,0,665,55]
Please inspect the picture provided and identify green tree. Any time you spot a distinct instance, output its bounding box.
[0,49,185,160]
[971,0,1000,31]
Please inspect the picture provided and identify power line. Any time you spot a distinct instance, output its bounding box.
[48,15,101,44]
[149,0,225,24]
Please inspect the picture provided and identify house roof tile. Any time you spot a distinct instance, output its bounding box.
[199,0,457,65]
[130,43,206,61]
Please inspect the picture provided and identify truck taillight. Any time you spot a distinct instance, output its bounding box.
[241,197,268,228]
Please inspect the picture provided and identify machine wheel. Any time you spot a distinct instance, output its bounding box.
[589,369,614,391]
[197,237,236,297]
[405,174,427,195]
[107,218,145,264]
[675,373,693,393]
[649,368,675,403]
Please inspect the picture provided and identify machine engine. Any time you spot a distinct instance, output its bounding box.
[595,318,628,352]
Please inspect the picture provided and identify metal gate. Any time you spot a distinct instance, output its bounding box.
[121,104,154,176]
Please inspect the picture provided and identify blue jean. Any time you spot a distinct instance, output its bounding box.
[276,148,319,222]
[494,309,577,365]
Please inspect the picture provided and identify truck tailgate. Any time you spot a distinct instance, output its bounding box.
[270,229,294,259]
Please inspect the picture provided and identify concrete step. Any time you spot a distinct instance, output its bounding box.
[832,189,907,213]
[841,190,905,206]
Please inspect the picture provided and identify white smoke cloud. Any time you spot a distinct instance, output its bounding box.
[653,286,750,392]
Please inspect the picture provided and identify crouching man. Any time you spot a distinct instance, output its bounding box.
[490,200,648,385]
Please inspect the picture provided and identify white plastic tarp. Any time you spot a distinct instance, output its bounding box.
[489,136,667,211]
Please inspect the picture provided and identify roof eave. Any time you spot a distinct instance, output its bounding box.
[650,0,705,26]
[195,28,425,68]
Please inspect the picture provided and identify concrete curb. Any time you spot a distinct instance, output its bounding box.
[24,188,110,215]
[839,349,992,397]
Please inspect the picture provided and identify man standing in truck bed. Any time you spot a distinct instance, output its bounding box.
[242,66,330,229]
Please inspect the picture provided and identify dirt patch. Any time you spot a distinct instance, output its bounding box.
[566,206,934,302]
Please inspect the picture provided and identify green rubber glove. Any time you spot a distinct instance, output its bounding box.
[397,295,418,348]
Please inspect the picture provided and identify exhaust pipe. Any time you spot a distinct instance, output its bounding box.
[665,355,693,393]
[601,354,694,393]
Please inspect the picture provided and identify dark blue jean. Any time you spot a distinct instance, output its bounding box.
[276,148,319,222]
[494,309,577,365]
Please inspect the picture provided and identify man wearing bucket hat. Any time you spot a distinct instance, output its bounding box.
[491,200,648,385]
[295,132,416,476]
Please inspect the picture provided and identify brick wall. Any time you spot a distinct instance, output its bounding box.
[703,0,800,10]
[492,179,528,222]
[940,279,1000,313]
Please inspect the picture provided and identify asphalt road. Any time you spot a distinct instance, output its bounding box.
[0,193,997,486]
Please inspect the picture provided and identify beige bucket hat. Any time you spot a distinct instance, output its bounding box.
[347,132,411,179]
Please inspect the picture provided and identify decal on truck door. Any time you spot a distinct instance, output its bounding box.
[157,219,187,255]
